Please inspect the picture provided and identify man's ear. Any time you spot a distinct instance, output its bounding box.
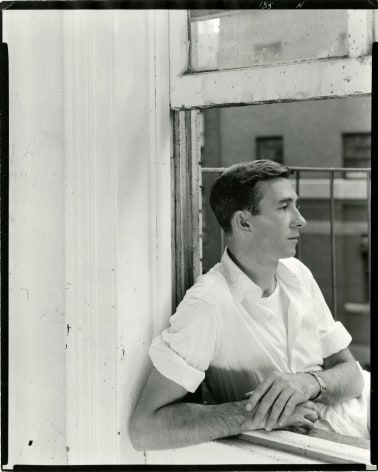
[232,210,252,232]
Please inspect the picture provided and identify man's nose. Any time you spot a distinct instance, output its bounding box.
[291,208,306,228]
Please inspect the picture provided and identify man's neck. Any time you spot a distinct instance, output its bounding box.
[227,245,278,297]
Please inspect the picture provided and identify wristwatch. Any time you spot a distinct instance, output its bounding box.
[307,371,327,400]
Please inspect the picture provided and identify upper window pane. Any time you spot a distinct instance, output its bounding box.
[189,10,372,72]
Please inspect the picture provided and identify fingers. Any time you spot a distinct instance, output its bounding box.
[245,378,273,413]
[296,418,316,432]
[303,409,319,423]
[303,400,321,415]
[264,390,292,431]
[275,393,301,428]
[249,384,282,428]
[298,402,319,422]
[245,373,315,431]
[302,400,317,410]
[287,420,314,434]
[304,412,318,423]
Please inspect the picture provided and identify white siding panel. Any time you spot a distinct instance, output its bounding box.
[5,11,67,466]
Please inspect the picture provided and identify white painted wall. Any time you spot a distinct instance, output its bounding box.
[5,10,171,466]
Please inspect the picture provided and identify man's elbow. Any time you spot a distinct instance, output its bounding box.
[129,428,145,452]
[354,362,365,397]
[342,360,365,401]
[129,411,150,451]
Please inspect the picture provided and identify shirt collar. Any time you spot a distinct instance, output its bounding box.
[276,258,302,289]
[220,248,301,303]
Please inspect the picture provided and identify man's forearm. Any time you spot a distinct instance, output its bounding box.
[313,360,364,405]
[131,400,251,450]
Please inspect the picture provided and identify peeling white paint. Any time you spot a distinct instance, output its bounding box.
[171,56,372,109]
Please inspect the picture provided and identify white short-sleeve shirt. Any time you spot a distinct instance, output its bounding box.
[149,250,369,438]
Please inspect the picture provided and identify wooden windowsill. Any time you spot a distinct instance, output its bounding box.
[144,428,371,466]
[238,428,370,465]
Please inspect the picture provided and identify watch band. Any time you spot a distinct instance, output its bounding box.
[307,371,327,400]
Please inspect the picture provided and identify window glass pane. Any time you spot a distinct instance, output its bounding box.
[190,10,372,72]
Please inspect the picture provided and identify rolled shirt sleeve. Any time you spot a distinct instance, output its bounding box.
[320,321,352,359]
[149,297,217,393]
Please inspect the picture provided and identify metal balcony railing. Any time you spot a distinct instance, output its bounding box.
[201,166,371,320]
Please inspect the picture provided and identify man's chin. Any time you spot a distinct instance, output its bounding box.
[280,248,297,259]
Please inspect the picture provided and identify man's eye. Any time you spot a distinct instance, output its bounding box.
[280,205,289,210]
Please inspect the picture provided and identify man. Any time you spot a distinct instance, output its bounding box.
[130,160,370,451]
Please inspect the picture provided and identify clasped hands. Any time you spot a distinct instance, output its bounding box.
[244,371,320,433]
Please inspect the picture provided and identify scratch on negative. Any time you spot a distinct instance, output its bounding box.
[20,287,30,301]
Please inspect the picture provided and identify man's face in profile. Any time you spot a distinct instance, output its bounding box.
[246,177,306,260]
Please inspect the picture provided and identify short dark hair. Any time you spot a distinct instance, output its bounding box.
[210,159,291,233]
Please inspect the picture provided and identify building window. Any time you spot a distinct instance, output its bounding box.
[256,136,284,163]
[342,133,371,179]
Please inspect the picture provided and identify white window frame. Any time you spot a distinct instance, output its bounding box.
[169,11,374,110]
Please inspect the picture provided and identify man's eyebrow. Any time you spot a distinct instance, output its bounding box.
[277,197,301,207]
[277,197,297,204]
